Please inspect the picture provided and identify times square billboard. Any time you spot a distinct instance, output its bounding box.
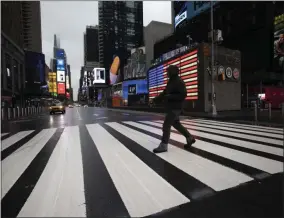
[274,13,284,73]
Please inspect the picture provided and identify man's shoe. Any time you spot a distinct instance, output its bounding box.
[184,137,196,149]
[153,143,168,153]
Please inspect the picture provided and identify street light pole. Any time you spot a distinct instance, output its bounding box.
[211,1,217,116]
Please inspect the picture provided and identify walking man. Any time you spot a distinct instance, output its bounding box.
[152,65,195,153]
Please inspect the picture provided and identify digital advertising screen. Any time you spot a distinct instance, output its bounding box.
[48,72,57,93]
[174,1,187,29]
[92,68,106,84]
[128,84,137,95]
[148,50,198,101]
[122,79,148,101]
[110,56,120,85]
[57,59,65,71]
[186,1,219,21]
[54,48,65,59]
[273,13,284,73]
[57,83,66,95]
[57,70,66,82]
[124,47,146,80]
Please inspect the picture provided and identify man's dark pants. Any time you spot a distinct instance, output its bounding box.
[161,110,191,144]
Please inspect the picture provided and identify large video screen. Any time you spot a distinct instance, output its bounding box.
[57,70,65,82]
[57,59,65,71]
[174,2,187,29]
[148,49,198,101]
[110,56,120,85]
[92,68,106,84]
[122,79,148,100]
[57,83,66,94]
[273,14,284,73]
[124,47,146,80]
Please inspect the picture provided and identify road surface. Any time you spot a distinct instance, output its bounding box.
[1,107,283,218]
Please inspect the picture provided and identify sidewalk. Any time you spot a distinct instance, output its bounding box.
[107,106,284,128]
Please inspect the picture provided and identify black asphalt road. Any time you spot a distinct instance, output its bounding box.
[1,107,283,218]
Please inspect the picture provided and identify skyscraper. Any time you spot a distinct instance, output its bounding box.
[21,1,42,53]
[84,25,99,67]
[98,1,144,81]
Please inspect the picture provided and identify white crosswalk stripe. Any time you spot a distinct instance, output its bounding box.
[1,133,9,137]
[1,119,283,217]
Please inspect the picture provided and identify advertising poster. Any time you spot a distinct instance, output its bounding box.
[57,70,65,82]
[174,2,187,28]
[57,83,66,94]
[124,47,146,80]
[274,14,284,72]
[48,72,57,93]
[91,68,106,84]
[110,56,120,85]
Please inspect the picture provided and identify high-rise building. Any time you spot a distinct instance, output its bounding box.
[98,1,144,81]
[21,1,42,53]
[84,26,99,66]
[1,2,25,107]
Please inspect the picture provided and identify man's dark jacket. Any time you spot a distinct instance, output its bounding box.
[154,65,187,111]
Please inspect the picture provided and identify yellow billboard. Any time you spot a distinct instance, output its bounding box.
[48,72,57,93]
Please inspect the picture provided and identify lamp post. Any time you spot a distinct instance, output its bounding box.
[210,1,217,116]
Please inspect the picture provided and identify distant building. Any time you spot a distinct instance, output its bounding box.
[144,21,173,71]
[84,26,99,67]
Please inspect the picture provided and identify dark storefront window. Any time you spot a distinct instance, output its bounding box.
[5,54,12,90]
[13,59,19,92]
[1,51,4,88]
[20,64,24,90]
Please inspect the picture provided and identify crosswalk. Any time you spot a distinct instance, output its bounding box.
[1,119,283,217]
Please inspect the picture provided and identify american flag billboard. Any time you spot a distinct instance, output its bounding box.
[148,49,198,101]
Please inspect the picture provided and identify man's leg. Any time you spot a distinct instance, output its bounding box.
[172,110,196,148]
[153,111,176,153]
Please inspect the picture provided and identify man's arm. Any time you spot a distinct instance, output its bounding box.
[153,89,166,102]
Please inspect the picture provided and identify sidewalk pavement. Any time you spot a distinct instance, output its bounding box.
[107,107,284,128]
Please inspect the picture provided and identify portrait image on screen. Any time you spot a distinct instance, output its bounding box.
[273,14,284,72]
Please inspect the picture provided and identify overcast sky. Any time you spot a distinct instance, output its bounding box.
[41,1,171,101]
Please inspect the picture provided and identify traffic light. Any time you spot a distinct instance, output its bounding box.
[218,72,225,81]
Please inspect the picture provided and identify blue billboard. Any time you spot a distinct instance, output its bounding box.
[186,1,219,21]
[57,59,65,71]
[54,48,65,59]
[122,79,148,100]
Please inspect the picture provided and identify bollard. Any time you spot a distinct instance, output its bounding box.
[268,103,271,120]
[1,108,4,120]
[8,108,11,120]
[254,102,258,122]
[25,108,27,116]
[282,102,284,117]
[28,107,30,115]
[13,108,16,119]
[21,108,24,117]
[17,107,20,117]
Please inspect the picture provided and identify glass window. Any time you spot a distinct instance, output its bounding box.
[126,1,135,8]
[13,59,19,92]
[5,54,12,89]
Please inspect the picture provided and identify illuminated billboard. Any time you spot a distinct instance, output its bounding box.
[91,68,106,84]
[124,47,146,80]
[57,70,65,82]
[148,49,198,101]
[48,72,57,93]
[57,59,65,71]
[274,14,284,73]
[110,56,120,85]
[57,83,66,94]
[66,75,70,89]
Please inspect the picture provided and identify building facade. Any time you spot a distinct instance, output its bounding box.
[144,21,173,71]
[21,1,42,53]
[98,1,144,82]
[84,26,99,67]
[1,2,25,107]
[156,1,284,86]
